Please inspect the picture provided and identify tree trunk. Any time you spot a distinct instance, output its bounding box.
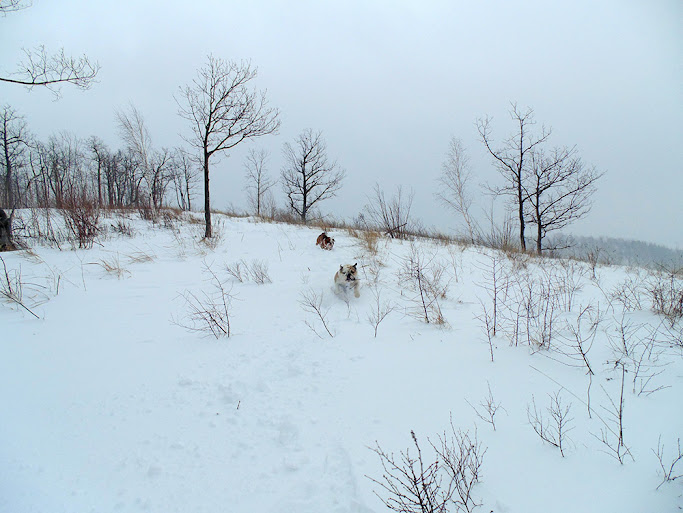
[536,221,542,255]
[97,162,102,207]
[0,208,14,251]
[203,152,212,238]
[517,179,526,251]
[3,141,12,208]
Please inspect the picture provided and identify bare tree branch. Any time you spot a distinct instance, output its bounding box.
[1,46,100,98]
[525,147,603,253]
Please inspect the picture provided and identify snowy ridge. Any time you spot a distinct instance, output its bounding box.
[1,213,681,513]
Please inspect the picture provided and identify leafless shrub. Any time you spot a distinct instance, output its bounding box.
[607,313,638,359]
[436,423,487,513]
[447,246,464,284]
[555,259,586,312]
[175,264,234,338]
[363,256,385,285]
[653,436,683,490]
[368,431,448,513]
[609,271,646,312]
[137,201,158,222]
[628,326,670,397]
[475,252,509,338]
[399,243,450,325]
[0,256,40,319]
[299,287,334,338]
[169,225,189,259]
[466,382,505,431]
[367,286,396,337]
[161,208,182,229]
[594,363,633,464]
[111,219,135,237]
[196,218,225,251]
[606,316,670,396]
[527,390,573,457]
[17,207,66,248]
[365,183,414,239]
[560,304,600,373]
[225,260,245,282]
[226,259,271,284]
[368,424,486,513]
[556,304,601,415]
[247,259,271,284]
[60,197,101,249]
[505,270,560,350]
[475,299,495,362]
[183,212,204,225]
[662,322,683,351]
[585,246,605,280]
[481,211,516,253]
[647,265,683,326]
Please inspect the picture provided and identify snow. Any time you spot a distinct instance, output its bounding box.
[1,212,682,512]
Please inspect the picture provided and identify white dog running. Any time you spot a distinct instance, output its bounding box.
[334,263,360,298]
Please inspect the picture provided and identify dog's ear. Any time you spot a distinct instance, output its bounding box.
[353,263,357,269]
[340,265,343,271]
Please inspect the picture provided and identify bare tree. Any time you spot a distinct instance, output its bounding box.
[177,56,280,237]
[525,147,602,253]
[244,148,274,217]
[169,149,199,211]
[1,104,29,209]
[437,137,479,243]
[116,103,153,203]
[477,104,551,251]
[87,136,108,207]
[44,131,86,208]
[281,128,344,222]
[148,148,173,210]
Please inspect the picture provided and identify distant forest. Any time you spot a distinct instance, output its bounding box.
[550,234,683,268]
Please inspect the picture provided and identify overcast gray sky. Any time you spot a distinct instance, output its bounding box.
[2,0,681,248]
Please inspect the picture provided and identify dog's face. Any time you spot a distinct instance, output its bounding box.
[338,263,358,282]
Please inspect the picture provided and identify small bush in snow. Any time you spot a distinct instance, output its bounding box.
[60,197,101,249]
[653,436,683,490]
[299,288,334,338]
[226,259,271,284]
[175,265,234,338]
[0,256,40,319]
[398,243,450,326]
[647,265,683,326]
[368,421,486,513]
[527,390,573,457]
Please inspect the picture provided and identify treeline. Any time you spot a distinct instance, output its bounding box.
[1,105,199,213]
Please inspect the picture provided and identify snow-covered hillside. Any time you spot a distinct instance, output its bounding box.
[1,212,682,513]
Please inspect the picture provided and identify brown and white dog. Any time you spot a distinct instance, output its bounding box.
[316,232,335,250]
[334,263,360,297]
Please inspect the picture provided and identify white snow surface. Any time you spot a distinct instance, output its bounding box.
[1,213,682,513]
